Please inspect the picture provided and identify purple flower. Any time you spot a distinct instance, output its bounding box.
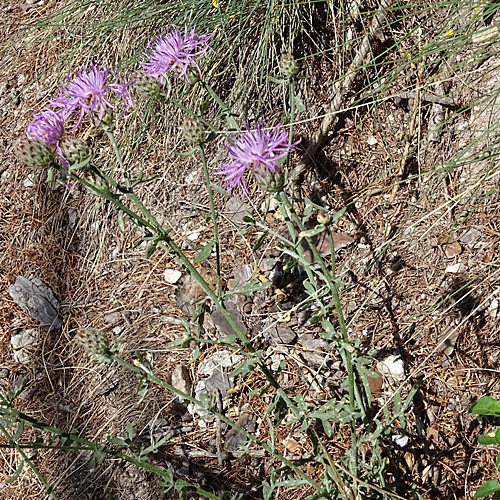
[50,63,133,128]
[216,121,300,197]
[143,25,213,84]
[25,108,64,146]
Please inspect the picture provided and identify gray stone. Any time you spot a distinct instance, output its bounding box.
[298,334,329,350]
[223,197,252,225]
[8,276,62,330]
[210,300,247,337]
[224,413,258,452]
[259,258,278,273]
[233,265,253,288]
[204,369,233,397]
[273,325,297,345]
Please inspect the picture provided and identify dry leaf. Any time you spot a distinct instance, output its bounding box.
[443,241,462,258]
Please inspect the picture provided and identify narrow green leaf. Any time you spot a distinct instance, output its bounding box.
[145,242,157,259]
[294,95,306,112]
[11,421,24,442]
[126,422,134,441]
[68,157,91,172]
[220,334,237,345]
[117,209,126,232]
[7,460,24,483]
[193,240,215,264]
[298,225,327,239]
[165,338,187,348]
[108,436,128,447]
[330,206,347,222]
[210,182,229,196]
[268,76,286,84]
[252,231,268,251]
[227,280,271,297]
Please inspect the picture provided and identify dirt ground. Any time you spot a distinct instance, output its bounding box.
[2,1,500,499]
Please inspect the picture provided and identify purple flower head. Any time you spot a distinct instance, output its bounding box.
[143,25,213,84]
[216,121,300,198]
[25,108,64,146]
[50,63,134,128]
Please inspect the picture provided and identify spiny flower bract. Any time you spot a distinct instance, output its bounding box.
[143,25,213,84]
[50,63,133,128]
[216,121,299,197]
[25,108,64,146]
[15,137,54,170]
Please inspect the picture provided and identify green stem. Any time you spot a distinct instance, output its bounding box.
[112,356,320,490]
[288,79,295,146]
[278,191,365,479]
[0,407,221,500]
[106,130,124,171]
[276,192,319,291]
[199,80,239,130]
[199,145,222,299]
[63,161,321,480]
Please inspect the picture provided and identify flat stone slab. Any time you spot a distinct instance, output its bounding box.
[8,276,62,330]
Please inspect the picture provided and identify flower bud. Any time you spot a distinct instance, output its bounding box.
[15,137,54,170]
[75,329,117,363]
[317,210,330,225]
[92,108,115,132]
[279,54,299,80]
[255,165,285,194]
[59,137,92,169]
[26,108,65,146]
[182,116,206,145]
[133,72,164,98]
[186,67,201,85]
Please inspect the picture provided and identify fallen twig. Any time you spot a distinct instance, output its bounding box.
[292,0,393,184]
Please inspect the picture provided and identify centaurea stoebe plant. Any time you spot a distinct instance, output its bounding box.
[216,121,300,197]
[25,108,65,146]
[50,63,133,128]
[143,25,213,84]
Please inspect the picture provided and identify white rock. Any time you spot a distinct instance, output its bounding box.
[164,269,182,284]
[445,263,466,273]
[11,329,40,364]
[391,434,409,447]
[11,328,39,350]
[377,355,405,381]
[198,350,243,376]
[187,232,200,241]
[488,299,498,319]
[112,326,124,335]
[185,170,200,184]
[23,174,35,188]
[365,136,378,146]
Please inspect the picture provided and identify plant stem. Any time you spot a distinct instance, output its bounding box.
[199,145,222,298]
[278,190,365,480]
[199,80,239,130]
[112,355,320,490]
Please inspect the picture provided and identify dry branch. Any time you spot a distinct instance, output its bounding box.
[292,0,393,183]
